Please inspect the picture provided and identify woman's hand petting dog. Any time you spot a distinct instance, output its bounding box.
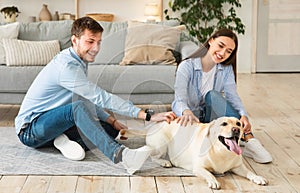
[176,109,200,126]
[240,115,251,134]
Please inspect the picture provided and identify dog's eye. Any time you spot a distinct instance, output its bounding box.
[221,122,228,126]
[236,122,241,127]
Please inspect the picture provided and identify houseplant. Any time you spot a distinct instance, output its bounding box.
[0,6,20,23]
[164,0,245,43]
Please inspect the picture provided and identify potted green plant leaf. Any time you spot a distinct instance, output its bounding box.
[164,0,245,43]
[1,6,20,23]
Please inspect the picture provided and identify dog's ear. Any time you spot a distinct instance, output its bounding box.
[199,120,218,157]
[206,119,222,140]
[203,120,215,136]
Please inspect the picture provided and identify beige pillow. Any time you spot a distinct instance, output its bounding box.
[0,22,20,64]
[119,22,185,66]
[2,39,60,66]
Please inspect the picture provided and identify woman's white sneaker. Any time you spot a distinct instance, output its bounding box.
[54,134,85,161]
[242,138,272,164]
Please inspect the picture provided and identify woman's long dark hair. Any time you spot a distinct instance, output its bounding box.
[185,28,238,81]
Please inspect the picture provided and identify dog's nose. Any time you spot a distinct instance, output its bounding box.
[232,127,240,135]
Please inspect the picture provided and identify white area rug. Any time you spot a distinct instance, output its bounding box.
[0,127,193,176]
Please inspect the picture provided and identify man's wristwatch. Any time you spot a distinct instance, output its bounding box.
[145,109,155,121]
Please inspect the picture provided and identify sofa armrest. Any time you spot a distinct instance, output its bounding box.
[178,41,199,60]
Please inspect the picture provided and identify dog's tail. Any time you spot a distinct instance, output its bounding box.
[120,129,148,139]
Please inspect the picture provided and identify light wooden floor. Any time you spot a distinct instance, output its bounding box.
[0,73,299,193]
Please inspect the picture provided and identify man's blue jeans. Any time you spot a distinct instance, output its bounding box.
[18,100,123,163]
[202,90,241,123]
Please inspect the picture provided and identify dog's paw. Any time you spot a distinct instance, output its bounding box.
[160,160,173,168]
[207,179,221,189]
[152,158,173,168]
[250,175,268,186]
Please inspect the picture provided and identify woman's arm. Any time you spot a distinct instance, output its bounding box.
[223,65,248,117]
[223,66,251,133]
[172,60,200,126]
[172,60,193,116]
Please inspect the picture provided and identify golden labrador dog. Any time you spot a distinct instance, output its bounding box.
[120,116,268,189]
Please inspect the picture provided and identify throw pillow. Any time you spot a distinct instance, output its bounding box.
[92,21,128,65]
[119,21,185,66]
[2,39,60,66]
[0,22,20,64]
[18,20,73,50]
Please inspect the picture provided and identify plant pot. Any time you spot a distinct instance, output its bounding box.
[3,12,17,22]
[0,6,20,23]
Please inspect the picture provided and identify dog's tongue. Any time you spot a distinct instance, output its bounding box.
[225,138,242,155]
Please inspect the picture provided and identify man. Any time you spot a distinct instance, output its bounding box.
[15,17,176,174]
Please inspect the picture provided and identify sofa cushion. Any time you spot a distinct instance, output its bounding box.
[18,20,73,50]
[0,22,20,64]
[119,22,183,66]
[92,21,128,65]
[0,65,176,105]
[3,39,60,66]
[0,65,44,92]
[88,65,176,94]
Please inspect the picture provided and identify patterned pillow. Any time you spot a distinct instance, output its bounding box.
[2,39,60,66]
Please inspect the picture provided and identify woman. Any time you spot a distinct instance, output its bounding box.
[172,28,272,163]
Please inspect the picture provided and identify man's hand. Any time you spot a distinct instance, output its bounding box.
[151,111,177,124]
[177,109,200,127]
[112,120,128,140]
[112,120,128,131]
[107,116,128,140]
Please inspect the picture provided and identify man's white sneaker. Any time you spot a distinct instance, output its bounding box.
[121,146,152,175]
[242,138,272,164]
[54,134,85,161]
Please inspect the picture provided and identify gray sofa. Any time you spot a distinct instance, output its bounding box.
[0,20,198,105]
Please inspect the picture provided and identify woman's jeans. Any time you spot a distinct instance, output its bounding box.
[202,90,241,123]
[18,100,123,163]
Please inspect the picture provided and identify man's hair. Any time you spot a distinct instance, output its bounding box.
[71,16,103,37]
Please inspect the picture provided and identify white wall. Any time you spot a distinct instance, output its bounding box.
[0,0,163,22]
[0,0,254,73]
[237,0,254,73]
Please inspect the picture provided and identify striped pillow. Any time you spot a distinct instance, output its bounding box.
[2,39,60,66]
[0,22,20,64]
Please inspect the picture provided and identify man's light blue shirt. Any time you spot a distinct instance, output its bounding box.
[15,47,141,134]
[172,57,247,118]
